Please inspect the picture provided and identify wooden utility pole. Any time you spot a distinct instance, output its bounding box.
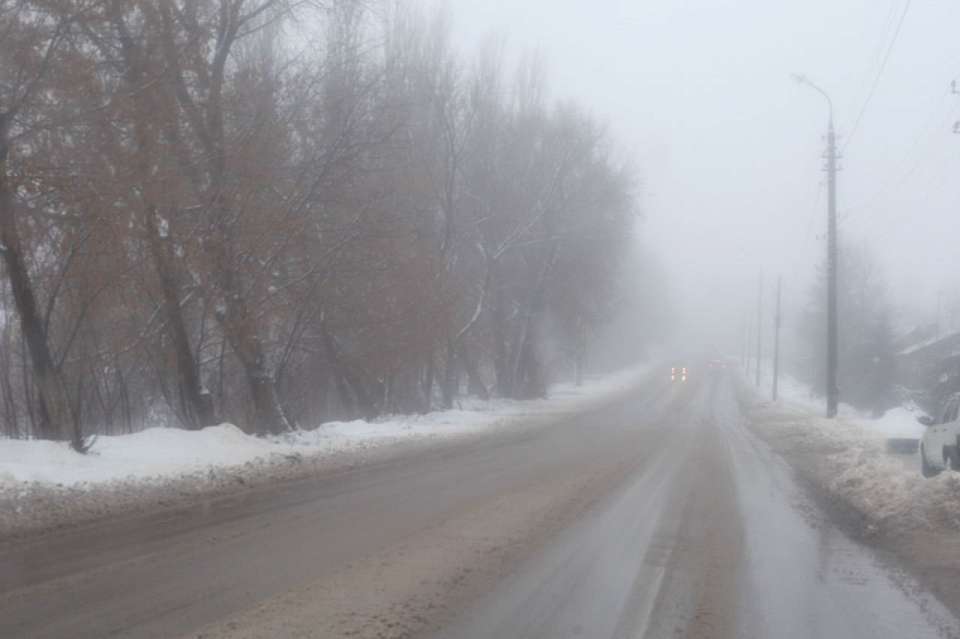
[756,273,763,388]
[742,311,750,371]
[773,276,782,401]
[936,289,943,340]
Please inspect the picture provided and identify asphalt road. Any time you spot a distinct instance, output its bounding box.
[1,370,958,638]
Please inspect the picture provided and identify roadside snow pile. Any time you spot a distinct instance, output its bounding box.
[0,365,649,491]
[766,371,925,439]
[0,424,282,487]
[829,441,960,532]
[746,401,960,535]
[755,372,960,531]
[283,367,657,448]
[864,406,926,440]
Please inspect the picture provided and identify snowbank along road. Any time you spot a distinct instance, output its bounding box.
[1,368,958,638]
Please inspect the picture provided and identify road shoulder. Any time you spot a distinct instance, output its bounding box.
[1,376,658,544]
[739,388,960,619]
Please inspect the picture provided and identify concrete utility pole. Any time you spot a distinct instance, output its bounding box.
[794,74,839,418]
[756,273,763,388]
[772,276,782,401]
[825,112,839,418]
[741,311,749,370]
[952,79,960,134]
[936,289,943,340]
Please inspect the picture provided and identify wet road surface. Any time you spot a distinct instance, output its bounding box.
[435,375,959,639]
[1,371,957,638]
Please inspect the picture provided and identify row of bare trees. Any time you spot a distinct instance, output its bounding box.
[0,0,639,446]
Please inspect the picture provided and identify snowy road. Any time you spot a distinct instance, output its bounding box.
[1,370,958,638]
[433,375,959,639]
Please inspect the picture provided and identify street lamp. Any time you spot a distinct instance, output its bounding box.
[793,73,840,419]
[792,74,834,123]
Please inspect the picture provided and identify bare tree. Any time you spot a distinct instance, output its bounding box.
[0,1,641,442]
[0,1,93,447]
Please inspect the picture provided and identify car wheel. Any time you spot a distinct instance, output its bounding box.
[921,445,940,478]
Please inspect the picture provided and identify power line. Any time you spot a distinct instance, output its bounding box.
[843,0,914,151]
[854,0,904,100]
[840,87,953,224]
[864,144,957,245]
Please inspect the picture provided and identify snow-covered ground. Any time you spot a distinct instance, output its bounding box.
[0,365,651,493]
[751,402,960,534]
[759,370,926,440]
[744,372,960,534]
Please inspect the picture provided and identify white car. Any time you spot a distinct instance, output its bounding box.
[919,395,960,477]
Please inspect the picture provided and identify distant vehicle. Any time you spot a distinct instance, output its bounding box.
[918,394,960,477]
[671,366,688,383]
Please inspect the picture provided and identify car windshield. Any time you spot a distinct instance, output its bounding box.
[3,2,960,638]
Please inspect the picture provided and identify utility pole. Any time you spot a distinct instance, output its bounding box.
[936,289,943,340]
[773,276,782,401]
[756,273,763,388]
[744,312,753,380]
[741,311,749,369]
[952,79,960,134]
[795,73,839,418]
[825,116,839,418]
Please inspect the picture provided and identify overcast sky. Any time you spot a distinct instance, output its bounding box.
[418,0,960,347]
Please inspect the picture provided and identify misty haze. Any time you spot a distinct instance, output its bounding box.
[2,1,960,638]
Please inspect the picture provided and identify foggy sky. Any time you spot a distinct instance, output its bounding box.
[425,0,960,350]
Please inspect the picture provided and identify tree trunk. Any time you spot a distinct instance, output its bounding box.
[518,331,547,398]
[441,338,457,408]
[490,265,511,397]
[218,304,292,436]
[508,243,559,398]
[107,5,215,430]
[457,341,488,400]
[574,316,586,387]
[211,244,290,435]
[245,368,290,435]
[0,120,72,441]
[203,189,291,435]
[320,320,376,420]
[422,356,435,412]
[144,208,216,429]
